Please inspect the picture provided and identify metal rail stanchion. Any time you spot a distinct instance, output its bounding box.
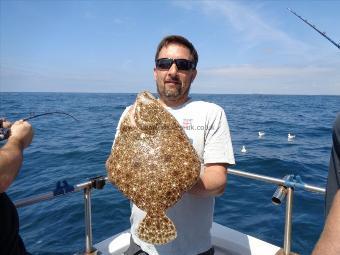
[84,187,97,255]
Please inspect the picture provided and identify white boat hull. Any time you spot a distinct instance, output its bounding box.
[95,222,281,255]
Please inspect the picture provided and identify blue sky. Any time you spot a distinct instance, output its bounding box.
[1,0,339,95]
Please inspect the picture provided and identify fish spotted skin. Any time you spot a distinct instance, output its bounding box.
[106,91,201,244]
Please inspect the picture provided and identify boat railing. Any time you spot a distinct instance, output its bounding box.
[227,168,325,255]
[15,176,108,255]
[14,169,325,255]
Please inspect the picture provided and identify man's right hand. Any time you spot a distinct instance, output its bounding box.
[9,120,34,149]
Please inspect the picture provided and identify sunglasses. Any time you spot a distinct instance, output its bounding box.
[155,58,196,71]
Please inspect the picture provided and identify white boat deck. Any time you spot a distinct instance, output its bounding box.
[95,222,281,255]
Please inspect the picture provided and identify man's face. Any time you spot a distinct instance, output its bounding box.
[154,43,197,107]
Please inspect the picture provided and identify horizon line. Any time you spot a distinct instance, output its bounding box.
[1,91,339,96]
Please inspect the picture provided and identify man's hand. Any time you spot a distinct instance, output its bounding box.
[188,163,227,197]
[9,120,34,149]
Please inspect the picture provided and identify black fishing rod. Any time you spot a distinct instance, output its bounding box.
[287,8,340,50]
[23,111,78,121]
[0,111,78,141]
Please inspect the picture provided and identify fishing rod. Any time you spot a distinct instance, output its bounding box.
[0,111,78,141]
[23,111,78,121]
[287,8,340,50]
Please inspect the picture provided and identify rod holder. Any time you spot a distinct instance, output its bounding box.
[272,185,288,205]
[272,175,292,205]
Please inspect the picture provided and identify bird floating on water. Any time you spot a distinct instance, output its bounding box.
[288,133,296,140]
[258,131,265,138]
[241,145,247,153]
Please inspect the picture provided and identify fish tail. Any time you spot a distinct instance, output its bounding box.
[137,213,176,244]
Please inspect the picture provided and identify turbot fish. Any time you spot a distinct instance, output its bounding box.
[106,91,201,244]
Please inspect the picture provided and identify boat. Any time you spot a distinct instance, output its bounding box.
[94,221,281,255]
[15,168,325,255]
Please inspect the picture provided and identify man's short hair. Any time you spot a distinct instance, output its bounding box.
[155,35,198,68]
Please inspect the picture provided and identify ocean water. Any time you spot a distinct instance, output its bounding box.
[1,92,339,255]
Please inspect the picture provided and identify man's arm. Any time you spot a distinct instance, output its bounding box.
[188,163,227,196]
[312,190,340,255]
[0,120,33,193]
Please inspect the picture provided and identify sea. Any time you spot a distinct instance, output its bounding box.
[1,92,339,255]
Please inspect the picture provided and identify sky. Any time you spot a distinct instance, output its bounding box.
[1,0,339,95]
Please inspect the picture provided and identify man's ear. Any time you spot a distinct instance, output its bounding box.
[191,69,197,83]
[153,67,157,81]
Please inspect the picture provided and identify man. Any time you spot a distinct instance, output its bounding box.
[0,119,34,255]
[312,113,340,255]
[114,35,235,255]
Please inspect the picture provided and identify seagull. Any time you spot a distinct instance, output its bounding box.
[241,145,247,153]
[258,131,265,138]
[288,133,296,140]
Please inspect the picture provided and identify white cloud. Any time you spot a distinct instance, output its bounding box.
[202,65,334,78]
[113,18,124,24]
[194,64,340,95]
[84,10,96,20]
[174,0,308,50]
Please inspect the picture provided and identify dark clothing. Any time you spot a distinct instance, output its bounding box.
[124,236,214,255]
[325,113,340,216]
[0,192,28,255]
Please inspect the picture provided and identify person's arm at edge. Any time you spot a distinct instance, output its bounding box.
[0,120,33,193]
[0,136,24,193]
[312,189,340,255]
[188,163,228,197]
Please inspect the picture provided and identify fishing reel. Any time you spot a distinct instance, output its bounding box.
[0,119,10,141]
[0,128,10,141]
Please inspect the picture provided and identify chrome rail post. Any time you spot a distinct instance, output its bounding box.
[283,187,294,255]
[83,187,97,255]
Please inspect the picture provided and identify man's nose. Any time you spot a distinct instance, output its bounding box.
[168,62,178,75]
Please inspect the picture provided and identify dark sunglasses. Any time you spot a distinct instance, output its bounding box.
[155,58,196,71]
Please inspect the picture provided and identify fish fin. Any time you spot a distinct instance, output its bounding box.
[137,213,176,245]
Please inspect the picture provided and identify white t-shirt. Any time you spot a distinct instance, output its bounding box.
[113,99,235,255]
